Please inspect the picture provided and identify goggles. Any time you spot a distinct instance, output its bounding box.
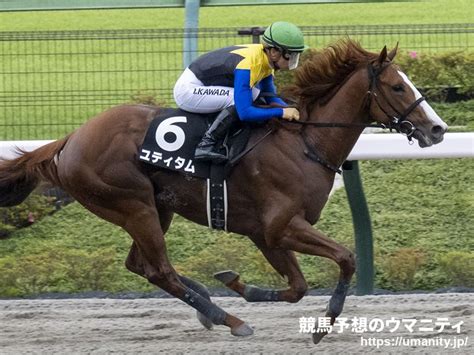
[283,51,301,70]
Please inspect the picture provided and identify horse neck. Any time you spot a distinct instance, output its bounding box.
[304,68,370,168]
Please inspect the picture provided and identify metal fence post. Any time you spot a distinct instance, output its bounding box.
[183,0,200,69]
[342,160,374,295]
[237,26,265,44]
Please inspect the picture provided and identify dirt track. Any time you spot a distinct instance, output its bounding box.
[0,293,471,354]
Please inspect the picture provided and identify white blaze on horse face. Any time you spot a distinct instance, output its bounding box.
[397,71,448,129]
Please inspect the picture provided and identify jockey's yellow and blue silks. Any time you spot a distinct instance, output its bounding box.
[188,44,286,122]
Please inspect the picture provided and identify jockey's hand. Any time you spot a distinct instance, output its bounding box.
[282,107,300,121]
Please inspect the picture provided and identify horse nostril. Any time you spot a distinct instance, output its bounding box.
[431,125,445,138]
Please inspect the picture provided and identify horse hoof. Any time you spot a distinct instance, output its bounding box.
[196,311,213,330]
[312,330,328,344]
[214,270,239,285]
[231,323,254,337]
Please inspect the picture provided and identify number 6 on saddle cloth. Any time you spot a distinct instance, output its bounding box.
[138,107,254,230]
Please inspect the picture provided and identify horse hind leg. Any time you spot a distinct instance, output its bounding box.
[121,208,254,336]
[154,206,214,329]
[63,166,252,336]
[214,247,308,303]
[125,241,214,330]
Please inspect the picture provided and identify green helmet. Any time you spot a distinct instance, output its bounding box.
[262,21,307,52]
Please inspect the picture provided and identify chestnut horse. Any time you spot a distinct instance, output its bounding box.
[0,40,447,344]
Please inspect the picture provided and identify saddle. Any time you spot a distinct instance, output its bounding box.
[138,108,258,231]
[138,107,252,178]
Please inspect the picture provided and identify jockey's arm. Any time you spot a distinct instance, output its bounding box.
[258,75,288,107]
[233,69,284,122]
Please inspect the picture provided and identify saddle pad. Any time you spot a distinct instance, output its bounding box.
[138,108,211,178]
[138,107,252,179]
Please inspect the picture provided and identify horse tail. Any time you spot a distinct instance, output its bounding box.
[0,135,71,207]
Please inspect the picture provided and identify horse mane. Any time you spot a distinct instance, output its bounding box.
[284,38,379,115]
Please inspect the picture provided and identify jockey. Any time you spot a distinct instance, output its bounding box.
[173,21,307,163]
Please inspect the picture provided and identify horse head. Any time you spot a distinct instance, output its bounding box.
[287,40,447,148]
[366,45,448,147]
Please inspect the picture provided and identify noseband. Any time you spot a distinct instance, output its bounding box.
[366,63,426,141]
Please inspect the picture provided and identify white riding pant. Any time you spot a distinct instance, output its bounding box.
[173,68,260,114]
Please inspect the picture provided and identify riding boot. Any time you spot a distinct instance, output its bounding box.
[194,106,239,163]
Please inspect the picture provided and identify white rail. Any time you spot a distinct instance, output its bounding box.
[348,132,473,160]
[0,133,473,160]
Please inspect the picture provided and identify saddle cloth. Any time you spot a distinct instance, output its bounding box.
[138,107,252,230]
[138,107,250,179]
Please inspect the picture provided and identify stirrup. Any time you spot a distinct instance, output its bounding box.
[195,148,227,163]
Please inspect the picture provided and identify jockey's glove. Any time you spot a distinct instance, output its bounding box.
[282,107,300,121]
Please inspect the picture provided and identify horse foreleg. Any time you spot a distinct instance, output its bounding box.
[214,247,307,303]
[277,217,355,344]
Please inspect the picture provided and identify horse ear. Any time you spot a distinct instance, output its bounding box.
[388,42,399,61]
[378,46,388,65]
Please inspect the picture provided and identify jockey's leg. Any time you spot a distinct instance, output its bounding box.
[173,68,260,163]
[173,68,235,113]
[194,106,240,163]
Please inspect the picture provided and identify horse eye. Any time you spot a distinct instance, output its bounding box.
[392,84,404,92]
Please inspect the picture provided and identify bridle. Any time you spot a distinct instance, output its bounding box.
[244,61,428,174]
[287,61,427,173]
[289,61,426,136]
[366,62,426,141]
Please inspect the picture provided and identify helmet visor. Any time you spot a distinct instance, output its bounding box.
[288,52,301,70]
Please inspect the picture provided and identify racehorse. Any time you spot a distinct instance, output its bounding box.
[0,40,447,344]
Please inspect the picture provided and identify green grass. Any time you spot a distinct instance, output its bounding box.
[432,100,474,129]
[0,0,472,30]
[0,2,472,295]
[0,0,472,139]
[0,158,472,296]
[0,38,472,140]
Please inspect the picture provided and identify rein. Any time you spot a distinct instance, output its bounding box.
[286,121,387,129]
[286,121,386,174]
[282,61,426,174]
